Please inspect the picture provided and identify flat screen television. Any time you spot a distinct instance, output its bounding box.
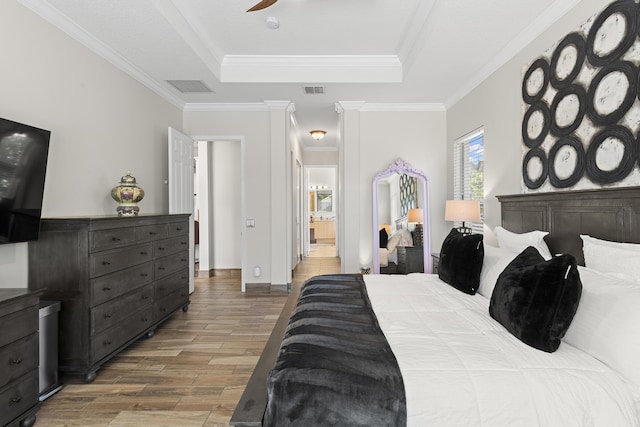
[0,117,50,244]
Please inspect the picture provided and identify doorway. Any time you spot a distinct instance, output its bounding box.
[306,166,337,258]
[193,138,245,288]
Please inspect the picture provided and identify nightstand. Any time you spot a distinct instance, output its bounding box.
[397,246,424,274]
[431,252,440,274]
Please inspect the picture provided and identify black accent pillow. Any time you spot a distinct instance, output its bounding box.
[379,228,389,249]
[438,228,484,294]
[489,246,582,353]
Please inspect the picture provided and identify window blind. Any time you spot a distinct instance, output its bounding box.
[453,129,484,234]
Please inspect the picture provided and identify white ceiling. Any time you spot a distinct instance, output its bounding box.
[18,0,580,148]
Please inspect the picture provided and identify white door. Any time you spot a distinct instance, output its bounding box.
[168,127,195,293]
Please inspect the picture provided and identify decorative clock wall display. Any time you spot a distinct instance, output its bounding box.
[521,0,640,192]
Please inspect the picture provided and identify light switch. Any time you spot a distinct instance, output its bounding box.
[246,219,255,228]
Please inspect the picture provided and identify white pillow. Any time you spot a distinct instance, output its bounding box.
[581,234,640,252]
[387,229,413,252]
[564,267,640,387]
[478,244,515,298]
[386,233,401,252]
[581,235,640,282]
[494,226,552,260]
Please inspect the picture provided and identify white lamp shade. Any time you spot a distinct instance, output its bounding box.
[445,200,480,222]
[407,208,423,223]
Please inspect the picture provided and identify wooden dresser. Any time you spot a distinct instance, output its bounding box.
[397,246,425,274]
[28,214,190,382]
[0,289,39,427]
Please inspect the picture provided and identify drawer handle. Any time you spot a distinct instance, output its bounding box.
[140,251,148,255]
[112,237,121,241]
[142,295,149,300]
[149,231,156,235]
[104,313,112,319]
[158,267,165,270]
[175,227,183,231]
[142,317,149,322]
[158,287,165,291]
[103,286,112,292]
[140,273,148,277]
[10,396,21,404]
[180,293,188,297]
[11,358,22,365]
[102,261,111,266]
[158,247,165,251]
[181,242,187,245]
[104,340,112,346]
[160,308,166,312]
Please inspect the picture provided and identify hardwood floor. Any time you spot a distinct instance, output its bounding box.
[35,255,341,427]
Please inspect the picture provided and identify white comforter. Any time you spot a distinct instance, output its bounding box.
[364,273,640,427]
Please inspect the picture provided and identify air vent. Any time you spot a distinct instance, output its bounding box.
[166,80,213,93]
[303,85,325,95]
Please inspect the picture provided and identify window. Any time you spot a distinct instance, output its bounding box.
[453,129,484,234]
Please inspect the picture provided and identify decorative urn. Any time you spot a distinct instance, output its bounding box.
[111,171,144,216]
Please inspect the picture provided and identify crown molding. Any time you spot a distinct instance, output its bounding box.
[151,0,224,80]
[444,0,581,108]
[18,0,185,109]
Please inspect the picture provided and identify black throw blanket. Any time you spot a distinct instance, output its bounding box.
[263,274,406,426]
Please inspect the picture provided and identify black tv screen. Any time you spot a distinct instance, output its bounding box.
[0,117,50,244]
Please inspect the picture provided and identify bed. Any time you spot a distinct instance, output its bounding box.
[231,187,640,426]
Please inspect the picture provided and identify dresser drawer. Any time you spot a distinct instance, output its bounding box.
[92,307,153,362]
[90,227,136,252]
[153,235,189,258]
[90,262,154,306]
[0,334,38,389]
[0,371,38,427]
[135,224,168,243]
[0,306,37,349]
[155,269,189,300]
[154,250,189,280]
[167,221,188,237]
[89,243,153,277]
[154,289,189,322]
[91,285,153,334]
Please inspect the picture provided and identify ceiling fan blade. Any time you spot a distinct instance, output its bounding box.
[247,0,278,12]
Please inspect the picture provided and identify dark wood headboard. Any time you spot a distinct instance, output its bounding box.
[498,186,640,265]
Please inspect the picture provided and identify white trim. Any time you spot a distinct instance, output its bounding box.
[444,0,581,108]
[18,0,186,110]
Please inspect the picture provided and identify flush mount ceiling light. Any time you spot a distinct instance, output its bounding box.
[310,130,327,141]
[265,16,279,29]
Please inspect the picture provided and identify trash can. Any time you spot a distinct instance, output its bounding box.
[39,300,61,400]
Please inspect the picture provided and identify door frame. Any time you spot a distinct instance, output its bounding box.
[192,134,247,292]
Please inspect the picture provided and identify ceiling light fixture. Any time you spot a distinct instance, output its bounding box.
[265,16,279,29]
[310,130,326,141]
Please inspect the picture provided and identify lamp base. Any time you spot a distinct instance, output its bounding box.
[456,225,472,236]
[413,223,423,247]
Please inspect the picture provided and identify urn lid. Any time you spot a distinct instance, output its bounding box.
[119,171,137,185]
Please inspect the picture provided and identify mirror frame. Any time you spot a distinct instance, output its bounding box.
[372,158,431,274]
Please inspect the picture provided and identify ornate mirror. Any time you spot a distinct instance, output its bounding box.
[372,158,431,274]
